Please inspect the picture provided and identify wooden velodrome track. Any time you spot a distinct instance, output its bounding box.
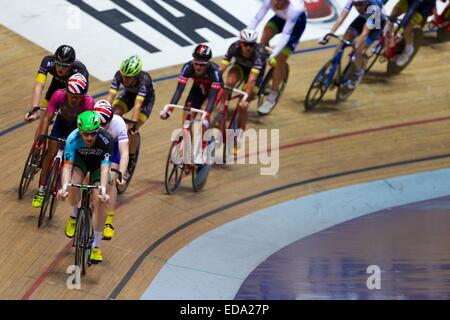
[0,24,449,300]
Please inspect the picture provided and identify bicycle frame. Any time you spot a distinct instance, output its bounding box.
[163,104,208,165]
[323,33,356,87]
[42,135,66,193]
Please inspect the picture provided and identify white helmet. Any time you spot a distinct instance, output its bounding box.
[240,29,258,43]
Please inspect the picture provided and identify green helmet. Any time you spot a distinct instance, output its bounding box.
[120,55,143,77]
[77,111,101,132]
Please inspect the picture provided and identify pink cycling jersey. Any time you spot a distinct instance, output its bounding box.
[46,89,95,123]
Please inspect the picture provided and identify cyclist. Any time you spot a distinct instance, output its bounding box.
[247,0,307,115]
[31,74,94,208]
[24,45,89,123]
[160,44,223,152]
[318,0,385,89]
[220,29,267,153]
[106,55,155,179]
[57,111,114,264]
[93,100,129,241]
[389,0,437,66]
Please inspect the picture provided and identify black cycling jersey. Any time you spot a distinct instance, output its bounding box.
[170,61,223,113]
[222,41,267,72]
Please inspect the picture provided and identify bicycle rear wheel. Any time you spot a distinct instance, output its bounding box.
[117,133,140,194]
[304,59,334,111]
[257,64,289,115]
[164,138,184,194]
[38,158,60,228]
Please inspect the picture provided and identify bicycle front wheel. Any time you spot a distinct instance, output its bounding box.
[164,138,184,194]
[304,59,335,111]
[38,158,60,228]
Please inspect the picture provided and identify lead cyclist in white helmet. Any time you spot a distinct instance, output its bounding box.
[247,0,307,115]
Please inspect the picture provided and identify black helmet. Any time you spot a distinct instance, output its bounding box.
[55,45,76,64]
[192,44,212,61]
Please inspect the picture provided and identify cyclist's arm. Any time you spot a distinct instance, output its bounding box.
[118,141,129,180]
[106,71,122,104]
[248,0,271,29]
[329,8,351,35]
[131,97,144,123]
[106,90,117,105]
[170,78,187,105]
[400,0,425,28]
[355,23,372,49]
[36,111,53,140]
[100,140,114,190]
[31,76,46,107]
[62,132,78,188]
[245,70,259,97]
[205,82,222,114]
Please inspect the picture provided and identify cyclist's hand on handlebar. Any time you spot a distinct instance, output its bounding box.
[97,192,110,202]
[160,109,171,120]
[128,126,138,135]
[116,173,126,187]
[33,138,45,150]
[268,57,277,67]
[57,188,69,201]
[238,100,249,109]
[24,107,39,123]
[318,36,329,45]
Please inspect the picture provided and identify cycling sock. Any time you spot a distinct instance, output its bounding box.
[71,205,78,218]
[268,90,278,103]
[105,210,114,225]
[93,231,103,248]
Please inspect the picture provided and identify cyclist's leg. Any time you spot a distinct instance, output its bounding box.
[89,166,107,262]
[64,163,85,238]
[32,116,69,207]
[271,13,306,97]
[112,91,131,117]
[260,15,279,46]
[104,142,120,239]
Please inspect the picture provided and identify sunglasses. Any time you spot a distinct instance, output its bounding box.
[55,61,72,68]
[80,130,98,137]
[193,61,209,67]
[241,42,256,48]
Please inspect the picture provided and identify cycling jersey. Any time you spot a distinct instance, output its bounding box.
[170,61,223,113]
[109,70,155,101]
[248,0,306,58]
[110,71,156,122]
[222,41,267,73]
[64,128,114,167]
[37,56,89,104]
[105,115,128,165]
[46,89,95,123]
